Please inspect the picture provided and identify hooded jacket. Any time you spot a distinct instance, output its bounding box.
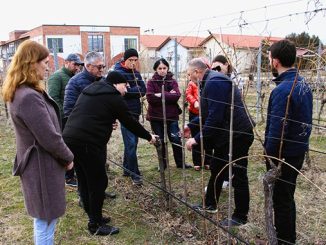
[114,61,146,117]
[189,70,254,148]
[185,81,199,115]
[63,81,151,147]
[264,68,313,157]
[63,68,102,118]
[48,66,74,118]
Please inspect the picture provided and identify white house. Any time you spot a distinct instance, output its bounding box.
[199,33,282,73]
[156,36,205,74]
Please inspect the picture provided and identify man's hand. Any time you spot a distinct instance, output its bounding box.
[186,138,197,151]
[66,161,74,171]
[149,134,158,144]
[112,121,119,130]
[154,93,161,97]
[194,101,199,109]
[182,126,191,138]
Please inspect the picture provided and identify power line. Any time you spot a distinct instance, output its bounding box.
[152,0,307,32]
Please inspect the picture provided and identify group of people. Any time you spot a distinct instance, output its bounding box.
[2,38,312,245]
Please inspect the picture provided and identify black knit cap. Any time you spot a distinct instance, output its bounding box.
[106,71,127,84]
[123,48,139,61]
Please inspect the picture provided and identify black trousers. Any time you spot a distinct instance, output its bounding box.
[150,120,183,167]
[205,133,253,222]
[266,154,305,245]
[66,142,108,224]
[62,117,75,180]
[189,112,212,167]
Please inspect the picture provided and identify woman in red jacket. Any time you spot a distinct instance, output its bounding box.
[185,79,210,171]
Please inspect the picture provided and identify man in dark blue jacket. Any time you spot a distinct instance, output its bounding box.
[265,39,312,244]
[185,58,254,226]
[114,48,146,185]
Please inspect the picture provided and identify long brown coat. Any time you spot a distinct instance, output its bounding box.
[9,85,74,222]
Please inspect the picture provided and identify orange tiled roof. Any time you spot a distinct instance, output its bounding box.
[200,34,283,48]
[140,35,170,48]
[157,35,206,50]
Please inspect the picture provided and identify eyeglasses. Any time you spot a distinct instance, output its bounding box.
[91,64,106,70]
[212,65,221,72]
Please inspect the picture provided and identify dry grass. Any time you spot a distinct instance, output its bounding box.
[0,87,325,244]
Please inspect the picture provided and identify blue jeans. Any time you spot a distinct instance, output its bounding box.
[33,218,57,245]
[121,123,140,179]
[150,120,183,167]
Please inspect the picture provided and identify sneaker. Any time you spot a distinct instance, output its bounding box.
[65,177,77,187]
[193,203,217,214]
[220,217,247,227]
[177,163,193,169]
[122,172,130,177]
[101,216,111,224]
[132,177,143,186]
[222,181,229,189]
[105,192,117,199]
[88,222,119,236]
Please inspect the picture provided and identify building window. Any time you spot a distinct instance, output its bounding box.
[8,43,15,56]
[124,38,137,50]
[88,35,103,52]
[47,38,63,53]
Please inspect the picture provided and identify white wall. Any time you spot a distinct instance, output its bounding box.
[45,35,82,59]
[158,39,188,73]
[110,35,139,58]
[30,35,43,45]
[203,38,257,73]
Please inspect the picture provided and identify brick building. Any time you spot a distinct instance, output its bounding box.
[0,24,141,73]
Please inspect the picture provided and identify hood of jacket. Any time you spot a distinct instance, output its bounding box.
[82,81,120,96]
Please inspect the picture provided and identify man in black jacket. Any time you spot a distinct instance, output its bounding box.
[63,71,156,236]
[184,58,254,226]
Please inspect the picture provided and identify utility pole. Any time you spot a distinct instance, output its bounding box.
[52,39,59,71]
[256,41,262,123]
[316,41,322,117]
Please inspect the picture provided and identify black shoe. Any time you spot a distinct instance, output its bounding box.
[193,203,217,214]
[220,217,247,227]
[105,192,116,199]
[65,177,77,187]
[122,172,130,177]
[177,163,193,169]
[132,177,143,186]
[88,223,119,236]
[101,216,111,224]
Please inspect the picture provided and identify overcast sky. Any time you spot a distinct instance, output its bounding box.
[1,0,325,44]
